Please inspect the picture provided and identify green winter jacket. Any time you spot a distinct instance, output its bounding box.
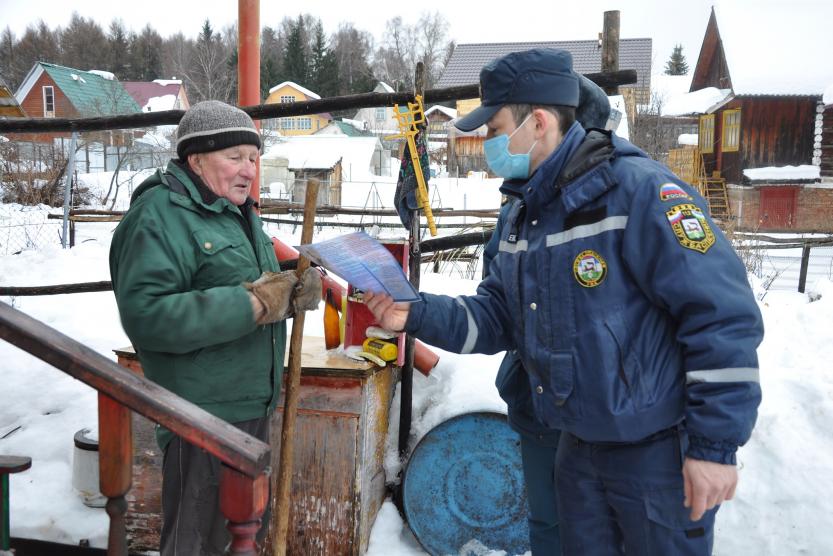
[109,160,286,448]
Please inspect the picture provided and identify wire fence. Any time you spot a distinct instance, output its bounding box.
[0,204,64,255]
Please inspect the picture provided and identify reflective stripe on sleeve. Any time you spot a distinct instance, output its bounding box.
[546,216,628,247]
[686,367,760,384]
[456,297,478,354]
[498,240,528,253]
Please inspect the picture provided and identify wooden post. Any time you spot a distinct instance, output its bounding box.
[798,245,811,293]
[601,11,621,95]
[98,392,132,556]
[273,177,320,555]
[221,465,269,556]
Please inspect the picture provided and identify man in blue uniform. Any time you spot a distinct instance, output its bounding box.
[367,48,763,555]
[480,73,613,555]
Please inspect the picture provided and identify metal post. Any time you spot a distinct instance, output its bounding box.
[798,245,811,293]
[1,474,9,550]
[238,0,261,204]
[399,62,426,459]
[61,132,78,249]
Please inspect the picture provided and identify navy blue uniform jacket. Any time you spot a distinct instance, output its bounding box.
[406,123,763,464]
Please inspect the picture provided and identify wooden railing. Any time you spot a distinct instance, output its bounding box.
[0,301,270,555]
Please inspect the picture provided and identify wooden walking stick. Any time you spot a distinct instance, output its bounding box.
[273,178,320,556]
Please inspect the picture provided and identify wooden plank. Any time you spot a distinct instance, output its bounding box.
[266,411,360,556]
[0,302,269,477]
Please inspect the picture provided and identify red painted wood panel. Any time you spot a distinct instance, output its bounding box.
[759,187,798,229]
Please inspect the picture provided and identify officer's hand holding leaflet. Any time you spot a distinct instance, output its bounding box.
[364,291,410,332]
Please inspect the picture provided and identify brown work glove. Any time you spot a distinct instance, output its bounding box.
[243,271,298,325]
[293,267,322,314]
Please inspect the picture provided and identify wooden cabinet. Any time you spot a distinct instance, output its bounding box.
[116,337,398,555]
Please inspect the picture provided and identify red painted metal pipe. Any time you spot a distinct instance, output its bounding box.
[238,0,261,204]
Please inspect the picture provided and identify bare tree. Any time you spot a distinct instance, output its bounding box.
[416,11,450,89]
[60,12,108,71]
[374,17,418,91]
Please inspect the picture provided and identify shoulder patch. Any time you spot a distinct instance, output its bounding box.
[573,250,607,287]
[665,203,715,253]
[659,182,692,201]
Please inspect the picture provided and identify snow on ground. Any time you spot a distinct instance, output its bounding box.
[1,176,833,554]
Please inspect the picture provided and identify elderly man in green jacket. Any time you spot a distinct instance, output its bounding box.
[110,100,320,556]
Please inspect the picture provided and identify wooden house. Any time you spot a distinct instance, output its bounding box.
[264,81,331,136]
[670,6,833,232]
[13,62,140,145]
[0,77,26,118]
[437,39,652,175]
[353,82,400,135]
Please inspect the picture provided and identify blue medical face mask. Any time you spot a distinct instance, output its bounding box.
[484,114,538,180]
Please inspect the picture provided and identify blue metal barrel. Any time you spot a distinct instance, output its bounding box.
[402,411,531,555]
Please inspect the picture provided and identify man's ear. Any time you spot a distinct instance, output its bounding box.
[187,153,202,176]
[532,108,556,138]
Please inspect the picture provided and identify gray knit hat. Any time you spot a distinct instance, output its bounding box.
[176,100,262,160]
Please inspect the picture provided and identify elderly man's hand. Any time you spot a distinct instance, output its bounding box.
[293,267,322,313]
[364,291,411,332]
[243,271,297,325]
[683,457,738,521]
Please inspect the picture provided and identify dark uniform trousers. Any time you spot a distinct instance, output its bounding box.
[555,428,716,556]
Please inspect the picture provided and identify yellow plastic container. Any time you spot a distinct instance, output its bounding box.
[362,338,398,362]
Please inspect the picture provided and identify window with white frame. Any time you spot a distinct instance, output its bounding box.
[375,107,386,121]
[280,118,296,130]
[299,118,312,130]
[280,95,295,103]
[43,86,55,117]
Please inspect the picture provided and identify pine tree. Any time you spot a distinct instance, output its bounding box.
[282,16,308,86]
[260,26,282,100]
[308,22,339,97]
[664,44,689,76]
[106,20,130,79]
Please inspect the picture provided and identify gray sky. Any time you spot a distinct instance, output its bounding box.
[1,0,830,77]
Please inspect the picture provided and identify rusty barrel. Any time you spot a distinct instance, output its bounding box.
[401,411,531,555]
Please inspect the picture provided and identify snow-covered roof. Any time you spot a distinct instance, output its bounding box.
[824,84,833,107]
[678,133,698,146]
[743,165,820,182]
[87,70,115,81]
[376,82,395,93]
[268,81,321,100]
[262,136,380,174]
[650,73,692,105]
[712,4,833,95]
[663,87,732,116]
[153,79,182,86]
[142,94,177,112]
[426,105,457,119]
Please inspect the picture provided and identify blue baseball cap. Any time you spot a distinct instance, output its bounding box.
[454,48,580,132]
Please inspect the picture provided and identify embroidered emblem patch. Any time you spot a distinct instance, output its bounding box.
[573,250,607,287]
[665,203,715,253]
[659,183,692,201]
